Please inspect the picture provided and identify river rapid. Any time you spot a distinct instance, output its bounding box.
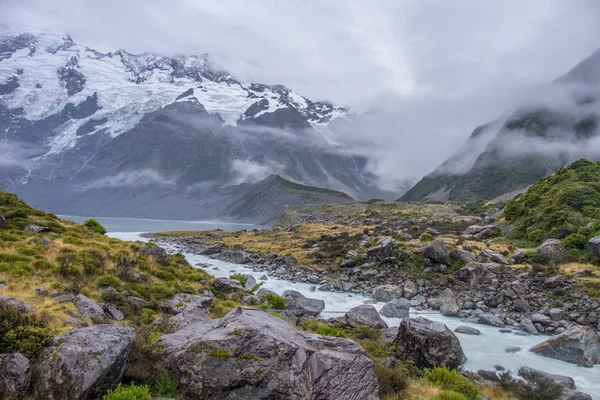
[78,215,600,399]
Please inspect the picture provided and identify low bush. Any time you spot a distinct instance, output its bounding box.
[83,219,107,235]
[375,362,409,397]
[262,293,287,310]
[97,275,123,289]
[424,367,480,400]
[230,273,248,287]
[434,390,469,400]
[102,383,151,400]
[151,376,179,397]
[420,233,435,243]
[0,304,54,359]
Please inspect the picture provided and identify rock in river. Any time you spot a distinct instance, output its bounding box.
[160,307,379,400]
[530,325,600,367]
[396,316,465,369]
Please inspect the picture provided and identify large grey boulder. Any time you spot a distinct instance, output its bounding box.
[343,305,388,329]
[372,285,403,302]
[454,325,480,335]
[161,293,214,330]
[588,235,600,259]
[449,248,475,263]
[439,288,460,317]
[199,243,224,255]
[0,296,34,312]
[31,325,136,400]
[213,277,244,293]
[138,246,171,266]
[403,280,418,300]
[395,316,465,369]
[160,308,379,400]
[530,326,600,367]
[380,298,410,318]
[536,239,566,264]
[423,240,450,264]
[367,237,396,261]
[519,318,539,335]
[74,294,106,321]
[0,353,30,398]
[478,313,504,327]
[282,290,325,317]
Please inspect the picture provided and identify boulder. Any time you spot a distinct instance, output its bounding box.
[481,249,510,265]
[0,296,34,312]
[449,248,475,263]
[372,285,403,302]
[138,246,171,266]
[464,225,495,236]
[243,275,257,289]
[160,293,214,315]
[530,326,600,367]
[199,243,224,255]
[213,277,244,293]
[439,289,460,317]
[519,318,539,335]
[381,327,399,344]
[24,224,49,233]
[455,262,499,287]
[395,316,465,369]
[518,367,575,390]
[380,298,410,318]
[454,325,480,335]
[102,304,124,321]
[512,249,533,264]
[589,235,600,259]
[536,239,566,264]
[218,250,250,264]
[74,294,106,321]
[478,313,504,327]
[31,325,136,400]
[41,236,52,246]
[160,308,379,400]
[282,290,325,317]
[367,237,396,261]
[403,280,418,300]
[423,240,450,264]
[0,353,30,398]
[343,305,388,329]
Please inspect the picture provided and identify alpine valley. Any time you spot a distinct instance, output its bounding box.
[0,27,395,223]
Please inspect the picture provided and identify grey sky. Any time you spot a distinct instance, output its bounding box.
[3,0,600,184]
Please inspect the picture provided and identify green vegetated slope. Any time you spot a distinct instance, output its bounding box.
[505,159,600,259]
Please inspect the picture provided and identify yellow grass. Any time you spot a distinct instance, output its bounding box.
[561,262,600,275]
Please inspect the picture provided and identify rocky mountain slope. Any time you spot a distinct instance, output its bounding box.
[401,49,600,202]
[0,27,393,221]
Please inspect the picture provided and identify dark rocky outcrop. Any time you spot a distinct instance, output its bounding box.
[395,316,465,369]
[282,290,325,317]
[0,353,30,398]
[530,326,600,367]
[31,325,136,400]
[160,308,379,400]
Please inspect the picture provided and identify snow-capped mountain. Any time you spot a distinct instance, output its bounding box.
[0,27,392,221]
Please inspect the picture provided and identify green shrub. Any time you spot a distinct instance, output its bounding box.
[353,325,380,339]
[151,376,179,397]
[424,367,481,400]
[0,304,54,359]
[83,219,107,235]
[230,273,248,287]
[375,362,409,397]
[420,233,435,243]
[5,207,31,219]
[434,390,469,400]
[103,383,151,400]
[97,275,123,290]
[262,293,287,310]
[315,324,346,338]
[563,233,587,250]
[56,248,77,277]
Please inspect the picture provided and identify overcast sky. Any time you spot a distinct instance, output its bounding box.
[2,0,600,184]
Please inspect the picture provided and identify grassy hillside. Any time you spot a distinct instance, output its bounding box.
[505,159,600,249]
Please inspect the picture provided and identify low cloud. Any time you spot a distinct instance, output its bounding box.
[230,159,282,185]
[84,169,175,189]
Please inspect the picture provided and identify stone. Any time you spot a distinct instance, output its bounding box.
[381,327,399,344]
[478,313,504,327]
[102,304,124,321]
[464,225,496,235]
[161,293,214,315]
[410,294,426,307]
[589,235,600,259]
[160,308,379,400]
[396,316,465,369]
[343,305,388,329]
[24,224,49,233]
[41,236,52,245]
[213,277,244,293]
[53,294,73,303]
[31,325,136,400]
[505,347,521,353]
[138,246,171,266]
[518,367,575,390]
[512,249,533,264]
[403,280,418,300]
[423,240,450,264]
[455,262,499,287]
[512,298,530,313]
[449,248,475,263]
[282,290,325,317]
[454,325,481,335]
[74,294,106,321]
[367,237,396,261]
[35,286,47,296]
[519,318,539,335]
[530,326,600,367]
[439,288,460,317]
[0,353,30,398]
[372,285,403,302]
[481,249,510,265]
[536,239,566,264]
[199,243,223,255]
[0,296,34,312]
[380,298,410,318]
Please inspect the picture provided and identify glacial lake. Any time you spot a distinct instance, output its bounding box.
[66,216,600,399]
